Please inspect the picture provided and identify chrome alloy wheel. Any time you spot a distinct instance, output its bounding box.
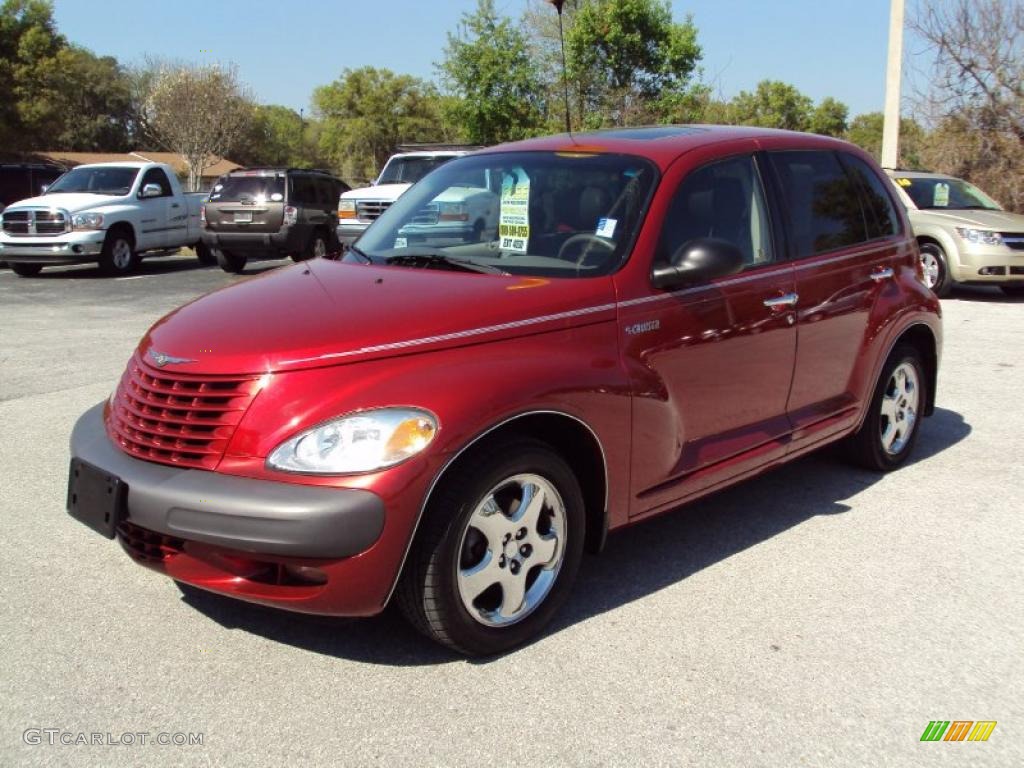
[111,238,133,270]
[920,250,940,289]
[313,237,327,259]
[456,473,567,627]
[880,362,920,455]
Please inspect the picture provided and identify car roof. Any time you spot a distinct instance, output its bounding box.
[481,125,857,170]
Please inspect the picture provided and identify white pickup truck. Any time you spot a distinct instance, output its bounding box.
[0,161,210,276]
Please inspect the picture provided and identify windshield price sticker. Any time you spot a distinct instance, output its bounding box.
[933,182,950,207]
[596,217,617,238]
[896,178,912,187]
[499,169,530,253]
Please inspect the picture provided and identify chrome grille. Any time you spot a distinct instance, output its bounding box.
[355,200,392,221]
[106,354,262,470]
[411,203,440,225]
[1001,233,1024,251]
[2,208,69,236]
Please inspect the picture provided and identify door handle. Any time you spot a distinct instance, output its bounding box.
[871,266,894,282]
[763,292,799,309]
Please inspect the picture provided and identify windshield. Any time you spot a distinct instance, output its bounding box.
[45,166,138,195]
[209,175,285,203]
[351,151,658,278]
[377,156,458,185]
[895,176,1001,211]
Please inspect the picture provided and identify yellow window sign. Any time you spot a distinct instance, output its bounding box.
[499,169,530,253]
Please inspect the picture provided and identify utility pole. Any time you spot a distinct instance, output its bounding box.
[881,0,904,168]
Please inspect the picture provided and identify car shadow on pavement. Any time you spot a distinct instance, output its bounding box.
[178,407,971,666]
[948,285,1023,302]
[24,255,209,280]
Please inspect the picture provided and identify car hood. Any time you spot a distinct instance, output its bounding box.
[6,192,123,213]
[341,183,412,202]
[911,207,1024,230]
[139,260,616,375]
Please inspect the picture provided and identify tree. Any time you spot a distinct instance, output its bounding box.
[233,105,325,169]
[563,0,703,127]
[438,0,545,145]
[808,97,849,137]
[730,80,813,131]
[846,112,925,168]
[314,67,448,184]
[141,62,251,190]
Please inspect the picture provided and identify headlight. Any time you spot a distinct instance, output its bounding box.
[267,408,438,474]
[438,202,469,222]
[71,212,104,230]
[955,227,1002,246]
[338,200,357,219]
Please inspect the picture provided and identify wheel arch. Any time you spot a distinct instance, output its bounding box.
[385,409,610,607]
[887,322,939,418]
[105,221,136,245]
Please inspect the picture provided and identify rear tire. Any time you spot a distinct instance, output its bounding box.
[845,343,926,472]
[293,230,327,262]
[397,438,585,656]
[214,248,247,273]
[1000,285,1024,297]
[99,230,137,276]
[918,242,951,297]
[10,263,43,277]
[194,242,216,266]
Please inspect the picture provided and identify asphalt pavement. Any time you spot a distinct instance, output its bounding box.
[1,254,1021,767]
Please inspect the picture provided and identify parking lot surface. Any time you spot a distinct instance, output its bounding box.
[1,255,1022,767]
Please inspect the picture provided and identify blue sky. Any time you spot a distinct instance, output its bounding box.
[52,0,923,119]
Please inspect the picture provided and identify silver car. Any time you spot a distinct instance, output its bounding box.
[885,170,1024,297]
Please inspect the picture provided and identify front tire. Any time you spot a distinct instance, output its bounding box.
[10,263,43,277]
[100,230,137,276]
[397,438,585,656]
[214,248,247,273]
[846,343,926,471]
[918,242,951,297]
[194,241,216,266]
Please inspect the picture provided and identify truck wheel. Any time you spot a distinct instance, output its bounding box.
[845,343,926,472]
[397,438,585,656]
[214,249,247,273]
[10,263,43,277]
[918,242,951,297]
[100,230,137,276]
[294,231,327,262]
[194,242,216,266]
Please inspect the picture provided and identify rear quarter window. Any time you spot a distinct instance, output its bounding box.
[840,154,900,239]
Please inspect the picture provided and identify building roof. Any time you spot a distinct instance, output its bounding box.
[36,151,241,177]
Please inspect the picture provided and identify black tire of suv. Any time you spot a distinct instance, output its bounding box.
[397,438,586,656]
[845,343,927,472]
[919,242,951,297]
[294,230,327,262]
[215,249,247,273]
[10,263,43,277]
[99,229,138,276]
[1000,285,1024,297]
[194,242,216,266]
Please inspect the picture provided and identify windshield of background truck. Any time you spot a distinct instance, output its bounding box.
[897,176,1001,211]
[45,166,139,195]
[353,151,657,278]
[209,176,286,203]
[377,156,457,185]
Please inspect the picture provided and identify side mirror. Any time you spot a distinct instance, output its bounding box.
[140,183,163,199]
[40,184,50,194]
[651,237,745,290]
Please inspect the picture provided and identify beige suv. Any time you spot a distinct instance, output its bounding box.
[885,170,1024,297]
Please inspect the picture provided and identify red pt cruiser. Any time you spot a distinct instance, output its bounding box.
[68,127,941,655]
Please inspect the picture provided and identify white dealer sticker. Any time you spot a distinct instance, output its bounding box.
[499,169,530,253]
[596,217,617,239]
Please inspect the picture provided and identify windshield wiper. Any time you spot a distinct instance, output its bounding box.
[347,244,373,263]
[385,250,507,274]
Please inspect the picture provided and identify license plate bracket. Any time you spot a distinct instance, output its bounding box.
[66,459,127,539]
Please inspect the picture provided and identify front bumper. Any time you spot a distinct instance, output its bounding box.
[951,242,1024,284]
[336,221,370,246]
[0,231,105,264]
[69,403,385,559]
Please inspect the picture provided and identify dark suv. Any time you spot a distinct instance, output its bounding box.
[201,168,350,273]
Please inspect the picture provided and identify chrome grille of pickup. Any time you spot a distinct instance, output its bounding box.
[1001,233,1024,251]
[355,200,392,221]
[411,203,440,225]
[2,208,69,236]
[106,354,262,470]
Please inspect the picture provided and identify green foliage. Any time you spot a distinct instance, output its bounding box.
[563,0,702,127]
[438,0,545,145]
[809,97,849,137]
[846,112,926,168]
[731,80,813,131]
[233,105,326,169]
[314,67,448,184]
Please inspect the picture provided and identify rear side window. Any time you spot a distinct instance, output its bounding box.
[210,175,285,203]
[840,154,899,239]
[769,151,868,258]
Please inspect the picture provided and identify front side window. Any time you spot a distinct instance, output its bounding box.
[769,151,868,258]
[658,154,774,268]
[45,166,138,196]
[140,168,172,197]
[351,151,657,278]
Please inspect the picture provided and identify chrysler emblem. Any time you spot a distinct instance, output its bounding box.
[148,349,197,368]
